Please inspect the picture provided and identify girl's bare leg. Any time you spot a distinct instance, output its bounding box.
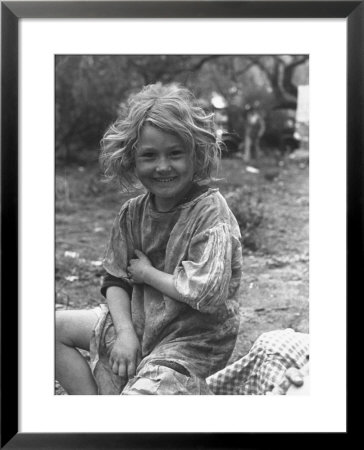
[55,309,99,395]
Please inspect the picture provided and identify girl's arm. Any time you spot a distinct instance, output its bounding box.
[128,235,234,313]
[106,287,142,383]
[128,250,180,300]
[106,286,135,333]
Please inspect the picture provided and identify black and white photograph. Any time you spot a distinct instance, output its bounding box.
[55,54,310,396]
[2,1,356,443]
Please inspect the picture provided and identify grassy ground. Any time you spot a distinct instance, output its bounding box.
[55,152,309,392]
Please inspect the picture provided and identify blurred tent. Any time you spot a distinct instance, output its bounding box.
[295,85,309,150]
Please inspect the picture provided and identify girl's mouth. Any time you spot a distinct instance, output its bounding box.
[154,177,177,183]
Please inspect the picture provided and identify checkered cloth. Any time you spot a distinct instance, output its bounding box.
[206,329,309,395]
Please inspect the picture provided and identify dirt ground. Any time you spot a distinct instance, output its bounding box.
[55,154,309,392]
[225,158,309,361]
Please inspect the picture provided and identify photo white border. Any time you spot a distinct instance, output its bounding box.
[19,18,346,433]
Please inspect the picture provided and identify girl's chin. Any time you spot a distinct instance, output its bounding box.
[154,190,178,200]
[153,187,187,208]
[152,182,180,195]
[148,179,193,203]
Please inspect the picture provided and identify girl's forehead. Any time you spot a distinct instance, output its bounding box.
[138,124,186,147]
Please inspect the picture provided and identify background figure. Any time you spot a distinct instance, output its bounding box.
[243,102,266,162]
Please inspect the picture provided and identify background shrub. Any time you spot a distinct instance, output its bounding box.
[225,186,264,252]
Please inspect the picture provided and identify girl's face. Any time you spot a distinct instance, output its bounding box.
[135,124,194,211]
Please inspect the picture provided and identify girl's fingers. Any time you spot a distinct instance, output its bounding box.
[118,362,127,379]
[112,361,119,375]
[127,361,136,379]
[134,250,143,258]
[126,267,134,283]
[110,357,128,380]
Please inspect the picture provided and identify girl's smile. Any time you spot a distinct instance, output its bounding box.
[135,125,194,211]
[153,176,177,182]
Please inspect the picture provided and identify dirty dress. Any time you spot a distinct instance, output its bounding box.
[89,186,243,394]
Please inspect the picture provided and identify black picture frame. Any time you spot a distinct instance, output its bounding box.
[1,1,361,448]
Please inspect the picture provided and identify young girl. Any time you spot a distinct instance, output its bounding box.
[56,82,243,395]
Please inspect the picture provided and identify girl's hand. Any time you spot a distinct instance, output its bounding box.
[127,250,153,284]
[109,327,142,385]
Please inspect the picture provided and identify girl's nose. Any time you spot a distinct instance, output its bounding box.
[156,157,171,172]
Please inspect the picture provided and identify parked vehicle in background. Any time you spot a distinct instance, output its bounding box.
[207,89,309,159]
[262,103,300,156]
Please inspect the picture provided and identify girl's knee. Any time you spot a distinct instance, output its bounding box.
[55,309,99,350]
[55,311,71,345]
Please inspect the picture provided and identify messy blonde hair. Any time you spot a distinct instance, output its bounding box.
[100,82,222,190]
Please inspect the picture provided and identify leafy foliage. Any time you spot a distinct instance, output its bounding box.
[56,55,308,164]
[225,186,264,252]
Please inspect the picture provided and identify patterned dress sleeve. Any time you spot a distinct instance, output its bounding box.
[173,223,233,314]
[102,200,134,291]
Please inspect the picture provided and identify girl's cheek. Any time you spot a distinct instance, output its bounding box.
[135,161,152,173]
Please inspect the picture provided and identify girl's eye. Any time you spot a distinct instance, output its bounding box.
[170,150,184,158]
[139,152,155,159]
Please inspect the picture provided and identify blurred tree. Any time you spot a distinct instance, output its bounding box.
[55,55,221,163]
[245,55,309,106]
[55,54,308,165]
